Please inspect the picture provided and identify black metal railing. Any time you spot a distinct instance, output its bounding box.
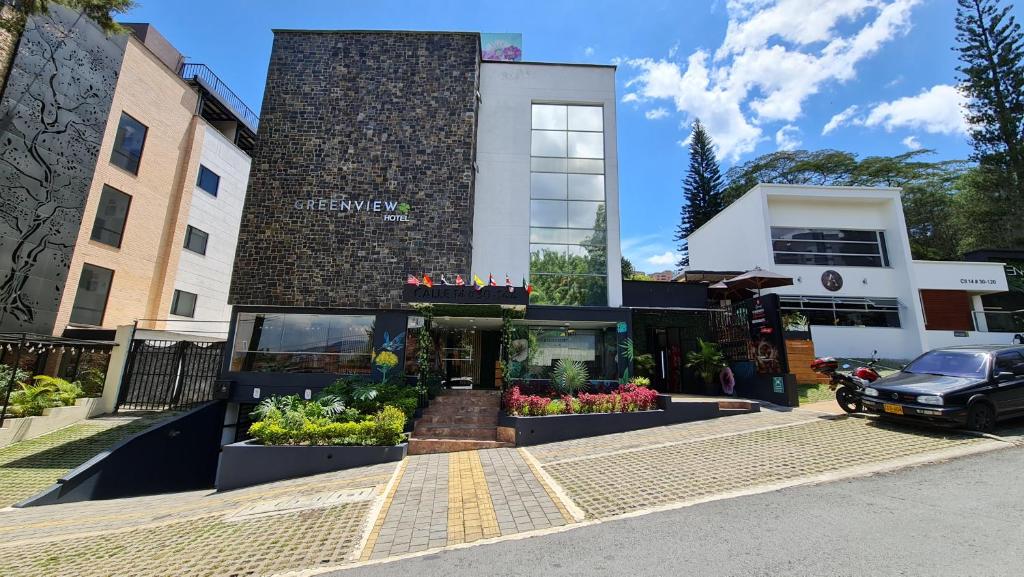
[116,339,224,412]
[179,63,259,130]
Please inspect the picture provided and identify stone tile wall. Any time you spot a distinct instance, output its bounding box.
[229,31,481,309]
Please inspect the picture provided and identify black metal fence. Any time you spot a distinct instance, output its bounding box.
[116,339,224,412]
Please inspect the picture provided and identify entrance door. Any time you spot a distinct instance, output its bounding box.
[479,331,500,389]
[440,329,480,388]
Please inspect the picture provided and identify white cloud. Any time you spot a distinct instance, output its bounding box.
[775,124,802,150]
[863,84,968,135]
[584,46,595,57]
[647,252,679,267]
[622,0,922,160]
[621,92,640,103]
[902,135,921,149]
[645,107,670,120]
[822,104,860,135]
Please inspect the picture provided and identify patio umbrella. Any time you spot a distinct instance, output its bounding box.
[708,281,754,301]
[723,267,793,297]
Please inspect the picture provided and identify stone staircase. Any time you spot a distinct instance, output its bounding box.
[408,389,513,455]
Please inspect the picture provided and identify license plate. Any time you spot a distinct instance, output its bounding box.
[883,404,904,415]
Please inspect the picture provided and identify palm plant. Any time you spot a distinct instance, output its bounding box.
[33,376,83,406]
[552,359,589,395]
[9,382,59,417]
[685,339,727,384]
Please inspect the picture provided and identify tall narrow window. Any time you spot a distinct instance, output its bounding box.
[529,104,607,306]
[69,264,114,325]
[183,225,209,255]
[170,289,197,317]
[197,165,220,196]
[110,112,147,174]
[90,185,131,248]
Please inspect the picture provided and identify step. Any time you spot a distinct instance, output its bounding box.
[415,413,498,426]
[407,438,514,455]
[413,424,498,440]
[420,407,499,420]
[425,399,501,407]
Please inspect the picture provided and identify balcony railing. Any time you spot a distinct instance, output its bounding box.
[973,310,1024,333]
[179,63,259,130]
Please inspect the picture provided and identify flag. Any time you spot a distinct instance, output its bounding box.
[423,274,433,288]
[488,273,497,286]
[473,274,485,291]
[505,274,513,292]
[455,274,465,286]
[523,277,533,295]
[441,274,452,286]
[406,274,420,286]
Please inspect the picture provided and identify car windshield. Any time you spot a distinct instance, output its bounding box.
[904,350,989,379]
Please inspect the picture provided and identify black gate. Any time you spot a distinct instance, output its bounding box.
[116,339,224,411]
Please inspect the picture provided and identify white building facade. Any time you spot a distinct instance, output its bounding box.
[472,61,622,307]
[687,184,1011,361]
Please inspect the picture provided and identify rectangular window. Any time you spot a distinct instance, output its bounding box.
[69,264,114,326]
[170,289,197,317]
[526,327,617,381]
[110,112,147,174]
[90,185,131,248]
[530,104,608,306]
[196,165,220,196]
[771,227,889,268]
[780,296,901,328]
[230,313,376,374]
[183,225,209,255]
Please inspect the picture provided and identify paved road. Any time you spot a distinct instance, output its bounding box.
[333,444,1024,577]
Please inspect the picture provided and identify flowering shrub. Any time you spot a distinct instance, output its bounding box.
[503,384,659,417]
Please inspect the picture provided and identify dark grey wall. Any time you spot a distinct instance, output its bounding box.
[229,31,481,310]
[0,6,126,333]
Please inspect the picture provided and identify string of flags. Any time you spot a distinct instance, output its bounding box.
[407,273,533,295]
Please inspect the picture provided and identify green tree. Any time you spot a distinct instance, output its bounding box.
[721,149,972,260]
[676,119,724,268]
[621,256,635,279]
[1,1,134,35]
[955,0,1024,198]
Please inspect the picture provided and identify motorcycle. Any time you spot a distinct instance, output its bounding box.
[809,351,882,414]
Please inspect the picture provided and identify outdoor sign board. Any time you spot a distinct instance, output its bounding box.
[402,284,529,306]
[481,33,522,61]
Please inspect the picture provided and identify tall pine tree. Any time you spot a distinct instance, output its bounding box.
[675,119,724,268]
[955,0,1024,198]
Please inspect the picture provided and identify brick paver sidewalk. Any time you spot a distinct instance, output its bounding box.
[0,409,1008,577]
[0,413,167,507]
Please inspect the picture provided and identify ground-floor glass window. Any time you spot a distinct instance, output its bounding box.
[780,296,901,328]
[525,327,618,381]
[230,313,375,373]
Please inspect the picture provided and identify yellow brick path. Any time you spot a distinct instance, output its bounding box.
[446,451,500,545]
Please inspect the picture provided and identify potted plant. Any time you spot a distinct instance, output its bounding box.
[685,339,727,396]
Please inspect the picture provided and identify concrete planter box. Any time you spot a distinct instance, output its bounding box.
[499,394,751,446]
[0,397,100,448]
[215,441,408,491]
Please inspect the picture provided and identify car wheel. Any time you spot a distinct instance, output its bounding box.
[966,403,995,433]
[835,386,862,414]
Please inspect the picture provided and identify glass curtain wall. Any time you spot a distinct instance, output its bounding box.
[529,104,608,306]
[230,313,375,373]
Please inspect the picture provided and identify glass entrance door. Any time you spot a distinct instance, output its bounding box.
[440,329,479,388]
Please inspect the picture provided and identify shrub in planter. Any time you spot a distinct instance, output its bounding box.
[685,339,727,395]
[248,403,407,446]
[503,384,658,417]
[8,376,84,417]
[552,359,589,395]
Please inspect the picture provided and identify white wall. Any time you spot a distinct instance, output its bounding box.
[687,188,771,272]
[913,260,1008,293]
[473,62,622,306]
[169,123,250,335]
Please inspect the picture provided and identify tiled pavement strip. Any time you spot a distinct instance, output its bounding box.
[0,408,1010,577]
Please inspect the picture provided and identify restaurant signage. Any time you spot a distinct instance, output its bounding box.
[402,284,529,305]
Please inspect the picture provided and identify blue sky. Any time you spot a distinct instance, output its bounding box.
[122,0,1021,272]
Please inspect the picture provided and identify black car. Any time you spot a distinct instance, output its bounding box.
[861,345,1024,432]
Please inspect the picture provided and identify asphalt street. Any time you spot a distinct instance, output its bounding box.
[331,443,1024,577]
